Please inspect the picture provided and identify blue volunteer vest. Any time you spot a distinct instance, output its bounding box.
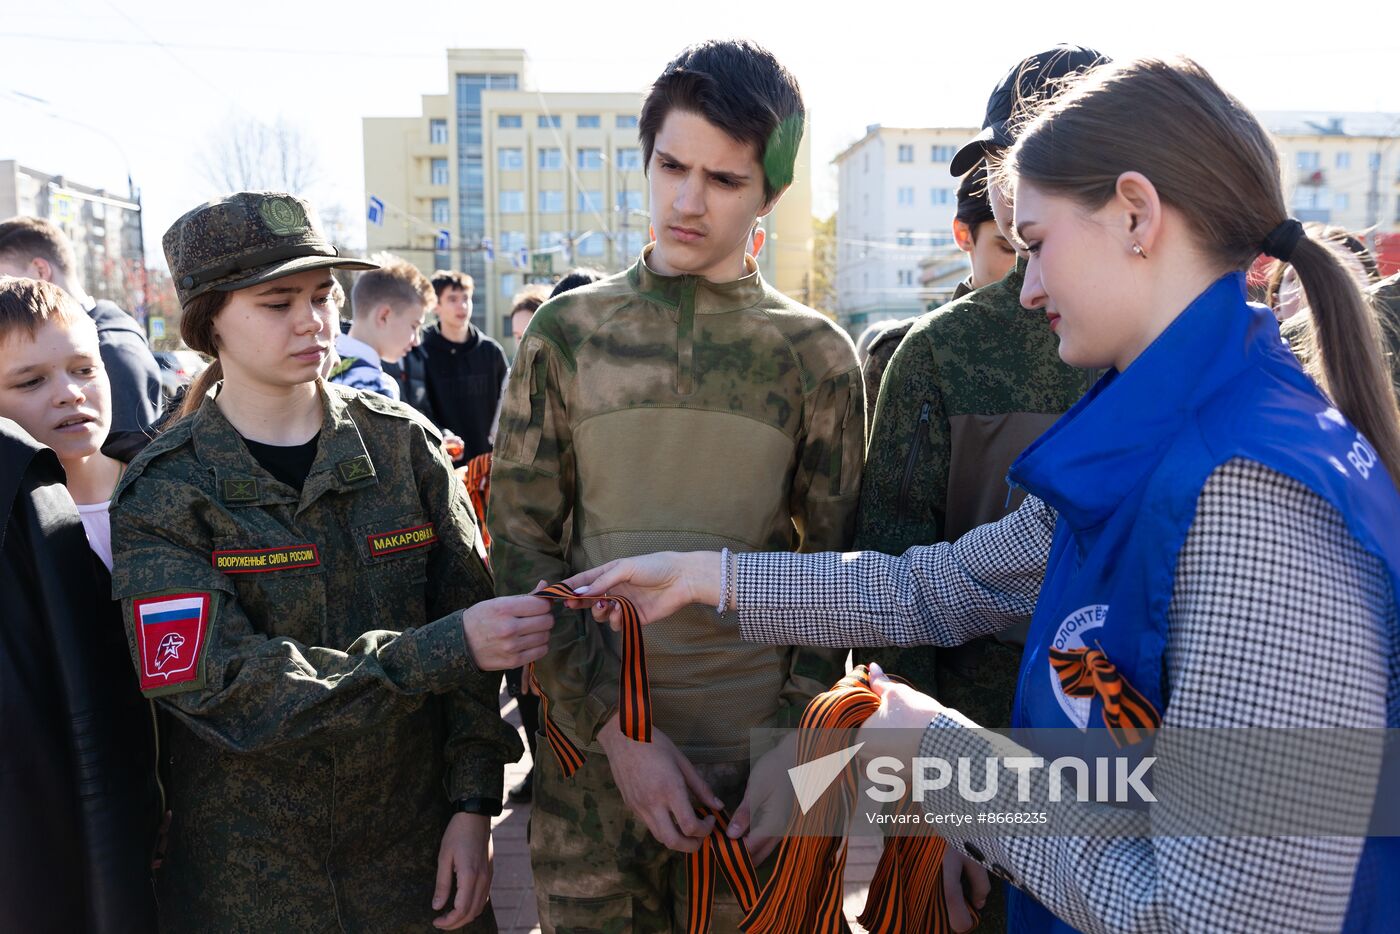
[1003,273,1400,933]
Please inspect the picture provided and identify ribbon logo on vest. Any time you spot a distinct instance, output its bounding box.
[1049,604,1108,730]
[133,592,211,691]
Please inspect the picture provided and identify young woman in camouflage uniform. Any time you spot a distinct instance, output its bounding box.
[111,192,554,932]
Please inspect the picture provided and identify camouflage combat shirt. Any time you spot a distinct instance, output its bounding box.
[490,247,864,762]
[111,382,520,932]
[853,258,1094,728]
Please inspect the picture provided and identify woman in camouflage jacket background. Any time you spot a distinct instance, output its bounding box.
[111,192,553,932]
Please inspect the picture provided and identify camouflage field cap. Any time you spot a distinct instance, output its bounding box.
[163,191,377,307]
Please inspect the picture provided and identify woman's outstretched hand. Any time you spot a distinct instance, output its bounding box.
[561,551,724,630]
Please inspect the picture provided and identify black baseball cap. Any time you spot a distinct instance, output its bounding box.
[949,45,1110,177]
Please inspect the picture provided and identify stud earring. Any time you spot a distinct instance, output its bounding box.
[1132,243,1148,259]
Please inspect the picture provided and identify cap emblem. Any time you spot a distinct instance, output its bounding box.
[258,197,309,237]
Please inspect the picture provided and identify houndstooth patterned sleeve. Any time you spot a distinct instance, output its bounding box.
[733,492,1056,648]
[923,458,1395,933]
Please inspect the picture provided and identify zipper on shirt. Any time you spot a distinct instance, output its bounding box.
[897,401,932,522]
[676,279,696,396]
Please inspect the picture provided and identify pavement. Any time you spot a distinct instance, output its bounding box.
[489,691,883,934]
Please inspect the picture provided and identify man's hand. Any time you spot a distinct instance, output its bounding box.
[432,812,492,929]
[942,845,990,933]
[462,589,554,670]
[561,551,724,630]
[726,733,798,865]
[598,715,724,852]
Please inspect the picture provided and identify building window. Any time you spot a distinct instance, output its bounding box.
[430,158,449,185]
[1336,151,1351,170]
[1336,193,1350,211]
[497,114,522,129]
[897,186,914,206]
[617,190,643,212]
[578,148,603,170]
[538,147,563,171]
[432,198,450,224]
[931,145,955,162]
[1369,152,1382,171]
[617,148,643,171]
[501,274,517,297]
[538,114,562,129]
[863,152,869,174]
[577,232,605,256]
[1297,151,1321,171]
[500,230,526,254]
[624,230,646,257]
[1395,193,1400,223]
[497,147,523,171]
[539,190,564,213]
[538,231,565,250]
[577,114,601,128]
[930,187,951,206]
[578,190,603,214]
[897,144,914,163]
[430,119,448,144]
[897,270,913,286]
[616,115,638,129]
[499,190,524,214]
[896,230,914,246]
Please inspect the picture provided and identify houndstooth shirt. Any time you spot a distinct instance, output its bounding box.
[734,458,1396,933]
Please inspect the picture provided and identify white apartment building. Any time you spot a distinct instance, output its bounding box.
[833,125,976,332]
[1261,112,1400,238]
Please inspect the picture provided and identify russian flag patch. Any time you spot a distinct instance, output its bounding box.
[133,592,211,693]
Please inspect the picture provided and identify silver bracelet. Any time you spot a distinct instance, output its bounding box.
[717,547,731,614]
[726,549,739,614]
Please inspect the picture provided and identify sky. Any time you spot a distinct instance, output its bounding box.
[4,0,1398,271]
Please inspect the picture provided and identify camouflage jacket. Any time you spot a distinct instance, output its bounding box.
[110,382,519,931]
[853,259,1093,726]
[860,277,974,424]
[490,247,864,762]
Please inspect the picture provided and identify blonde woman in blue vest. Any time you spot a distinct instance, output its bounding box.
[563,57,1400,934]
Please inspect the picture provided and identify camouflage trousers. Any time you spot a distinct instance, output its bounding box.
[530,744,770,934]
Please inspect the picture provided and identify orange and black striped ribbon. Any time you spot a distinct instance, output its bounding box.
[740,665,976,934]
[1049,647,1162,748]
[687,805,761,933]
[530,582,757,933]
[460,452,493,550]
[531,582,653,777]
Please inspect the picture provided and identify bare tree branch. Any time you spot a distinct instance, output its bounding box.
[197,114,322,196]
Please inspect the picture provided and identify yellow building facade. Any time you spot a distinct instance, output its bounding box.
[363,49,814,339]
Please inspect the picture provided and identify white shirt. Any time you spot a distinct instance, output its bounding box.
[76,499,113,570]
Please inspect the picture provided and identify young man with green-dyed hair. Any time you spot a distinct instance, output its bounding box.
[491,39,864,931]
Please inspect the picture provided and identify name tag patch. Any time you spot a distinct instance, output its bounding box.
[133,593,211,692]
[367,523,438,557]
[212,544,321,574]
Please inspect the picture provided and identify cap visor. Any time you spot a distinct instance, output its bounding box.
[950,126,997,177]
[213,254,378,294]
